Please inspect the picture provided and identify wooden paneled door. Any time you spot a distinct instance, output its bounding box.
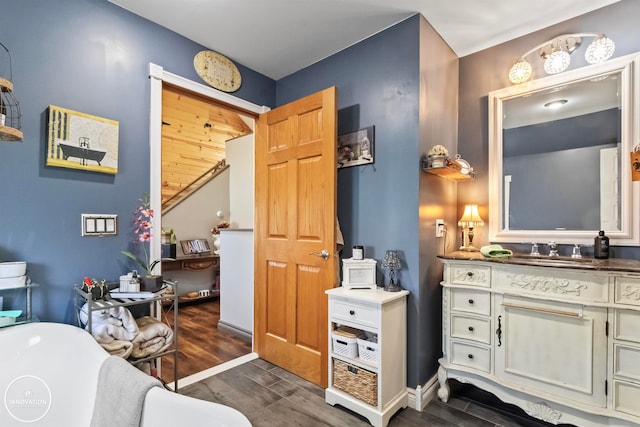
[255,87,337,387]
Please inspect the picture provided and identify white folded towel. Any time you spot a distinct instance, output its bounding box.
[79,303,139,344]
[131,316,174,359]
[99,339,134,359]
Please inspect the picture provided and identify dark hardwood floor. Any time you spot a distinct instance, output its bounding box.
[160,298,252,383]
[180,358,560,427]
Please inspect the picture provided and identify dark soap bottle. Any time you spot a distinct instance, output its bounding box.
[594,230,609,259]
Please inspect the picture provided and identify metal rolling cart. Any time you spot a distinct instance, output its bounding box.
[73,281,179,390]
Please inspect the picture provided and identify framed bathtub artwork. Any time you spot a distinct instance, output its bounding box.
[46,105,119,174]
[337,126,374,169]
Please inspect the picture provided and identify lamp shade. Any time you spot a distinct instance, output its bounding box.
[458,205,484,228]
[381,250,401,270]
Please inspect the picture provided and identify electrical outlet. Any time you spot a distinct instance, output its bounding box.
[435,219,445,237]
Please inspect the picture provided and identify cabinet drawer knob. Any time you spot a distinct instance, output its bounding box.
[467,354,474,359]
[349,310,355,315]
[468,299,474,304]
[467,271,474,277]
[468,326,474,332]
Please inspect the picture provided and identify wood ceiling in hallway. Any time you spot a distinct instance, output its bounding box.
[161,84,253,211]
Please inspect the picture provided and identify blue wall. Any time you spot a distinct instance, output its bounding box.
[278,16,420,284]
[0,0,274,323]
[278,16,445,388]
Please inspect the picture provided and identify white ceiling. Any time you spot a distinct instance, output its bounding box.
[109,0,621,80]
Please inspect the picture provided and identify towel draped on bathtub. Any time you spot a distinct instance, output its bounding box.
[90,355,161,427]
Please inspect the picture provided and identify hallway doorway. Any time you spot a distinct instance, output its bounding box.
[149,64,268,388]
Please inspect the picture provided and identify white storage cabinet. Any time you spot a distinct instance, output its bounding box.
[325,287,409,427]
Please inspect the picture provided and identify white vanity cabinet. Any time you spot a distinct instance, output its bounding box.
[494,294,608,408]
[446,263,492,374]
[613,276,640,419]
[438,255,640,427]
[325,287,409,427]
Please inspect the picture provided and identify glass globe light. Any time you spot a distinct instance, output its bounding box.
[544,50,571,75]
[585,36,615,64]
[508,59,532,84]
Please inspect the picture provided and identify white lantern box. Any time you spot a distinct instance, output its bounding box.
[342,258,377,290]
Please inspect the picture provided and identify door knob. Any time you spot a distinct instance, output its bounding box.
[310,249,330,260]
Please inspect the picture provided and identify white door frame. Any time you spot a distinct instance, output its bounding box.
[147,64,269,385]
[147,63,269,272]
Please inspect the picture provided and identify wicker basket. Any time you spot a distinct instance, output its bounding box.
[332,358,378,406]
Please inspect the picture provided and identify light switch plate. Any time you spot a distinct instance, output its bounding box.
[82,214,118,236]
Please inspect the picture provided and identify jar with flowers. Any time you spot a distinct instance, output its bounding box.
[427,144,449,168]
[122,194,174,292]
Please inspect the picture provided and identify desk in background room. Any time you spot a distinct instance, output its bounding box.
[162,254,220,303]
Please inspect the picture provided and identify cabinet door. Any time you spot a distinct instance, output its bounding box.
[494,295,607,407]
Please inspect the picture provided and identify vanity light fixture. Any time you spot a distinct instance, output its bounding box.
[458,204,484,251]
[508,33,615,84]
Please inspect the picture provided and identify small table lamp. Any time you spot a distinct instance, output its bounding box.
[458,204,484,251]
[382,250,402,292]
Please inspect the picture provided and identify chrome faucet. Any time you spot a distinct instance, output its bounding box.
[571,244,582,259]
[530,242,540,256]
[548,241,559,257]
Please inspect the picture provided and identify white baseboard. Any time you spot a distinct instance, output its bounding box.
[166,352,259,390]
[217,320,253,341]
[407,373,439,411]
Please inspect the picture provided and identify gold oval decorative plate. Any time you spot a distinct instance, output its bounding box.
[194,50,242,92]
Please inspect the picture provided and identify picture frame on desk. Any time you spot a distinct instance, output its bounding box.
[180,239,211,255]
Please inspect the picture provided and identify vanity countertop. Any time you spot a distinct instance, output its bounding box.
[438,251,640,273]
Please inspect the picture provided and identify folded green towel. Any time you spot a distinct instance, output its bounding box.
[480,244,513,258]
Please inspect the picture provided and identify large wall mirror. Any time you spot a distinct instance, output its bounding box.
[489,52,640,245]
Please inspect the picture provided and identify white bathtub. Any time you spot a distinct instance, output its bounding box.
[0,322,251,426]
